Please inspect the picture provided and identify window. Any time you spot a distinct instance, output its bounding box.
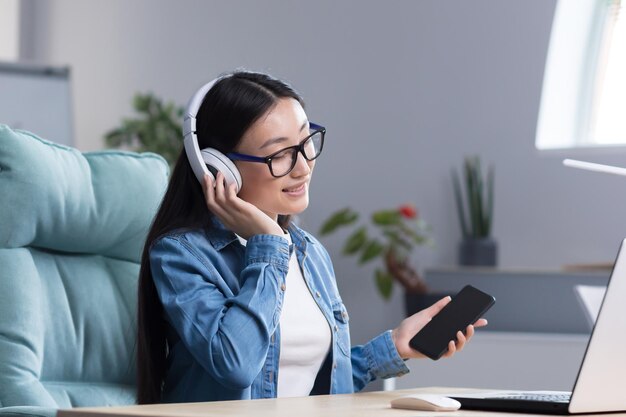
[536,0,626,149]
[0,0,20,61]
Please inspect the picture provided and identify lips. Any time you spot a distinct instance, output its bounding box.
[283,183,306,193]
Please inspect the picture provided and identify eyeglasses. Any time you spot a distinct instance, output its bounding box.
[227,122,326,178]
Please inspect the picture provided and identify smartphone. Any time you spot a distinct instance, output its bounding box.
[409,285,495,360]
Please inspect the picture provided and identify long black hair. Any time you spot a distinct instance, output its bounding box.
[136,71,304,404]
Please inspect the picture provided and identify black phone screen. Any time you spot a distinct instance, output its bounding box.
[409,285,495,360]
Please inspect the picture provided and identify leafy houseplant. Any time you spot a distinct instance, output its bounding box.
[104,93,184,168]
[452,156,497,266]
[319,204,433,300]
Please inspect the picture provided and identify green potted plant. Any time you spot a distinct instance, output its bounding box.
[452,156,497,266]
[104,93,183,168]
[320,204,442,315]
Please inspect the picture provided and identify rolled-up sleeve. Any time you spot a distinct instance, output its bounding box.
[350,330,410,391]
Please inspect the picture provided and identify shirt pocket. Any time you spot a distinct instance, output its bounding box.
[332,300,351,356]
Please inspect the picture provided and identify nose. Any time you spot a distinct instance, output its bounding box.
[291,150,313,177]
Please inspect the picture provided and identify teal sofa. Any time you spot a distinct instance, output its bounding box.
[0,125,169,416]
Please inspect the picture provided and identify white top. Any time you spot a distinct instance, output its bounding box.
[236,232,331,397]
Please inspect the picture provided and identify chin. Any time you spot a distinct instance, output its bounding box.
[276,199,309,216]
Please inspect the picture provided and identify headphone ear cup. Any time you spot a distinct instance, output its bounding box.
[200,148,242,193]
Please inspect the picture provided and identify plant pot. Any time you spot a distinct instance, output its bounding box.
[404,291,452,317]
[458,237,497,266]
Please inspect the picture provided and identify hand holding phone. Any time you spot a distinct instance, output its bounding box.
[409,285,495,360]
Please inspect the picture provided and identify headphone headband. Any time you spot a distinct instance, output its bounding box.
[182,76,242,192]
[183,77,221,137]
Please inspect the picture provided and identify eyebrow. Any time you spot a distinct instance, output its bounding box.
[259,121,308,150]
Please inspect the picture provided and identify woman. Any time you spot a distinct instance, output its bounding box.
[136,70,486,404]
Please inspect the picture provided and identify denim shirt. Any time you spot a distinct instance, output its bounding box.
[149,219,410,403]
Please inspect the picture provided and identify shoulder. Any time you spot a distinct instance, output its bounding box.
[149,226,236,265]
[149,228,208,263]
[149,227,240,283]
[151,227,205,249]
[152,224,238,252]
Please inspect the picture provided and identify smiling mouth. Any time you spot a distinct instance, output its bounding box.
[283,183,306,193]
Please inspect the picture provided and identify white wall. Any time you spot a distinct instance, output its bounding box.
[21,0,626,388]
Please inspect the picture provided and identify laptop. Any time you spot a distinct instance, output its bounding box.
[448,238,626,414]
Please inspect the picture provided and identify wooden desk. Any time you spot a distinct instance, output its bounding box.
[55,387,626,417]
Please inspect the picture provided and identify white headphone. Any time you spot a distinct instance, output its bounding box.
[183,77,242,193]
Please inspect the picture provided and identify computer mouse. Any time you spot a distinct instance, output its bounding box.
[390,393,462,411]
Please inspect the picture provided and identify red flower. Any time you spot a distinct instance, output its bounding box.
[398,204,418,219]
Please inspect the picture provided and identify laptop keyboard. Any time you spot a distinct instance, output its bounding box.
[492,393,571,403]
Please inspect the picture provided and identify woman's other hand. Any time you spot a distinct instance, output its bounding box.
[391,296,488,360]
[203,172,284,239]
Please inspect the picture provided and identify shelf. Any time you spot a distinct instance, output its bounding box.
[424,268,610,334]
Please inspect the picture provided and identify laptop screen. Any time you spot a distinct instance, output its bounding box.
[568,238,626,413]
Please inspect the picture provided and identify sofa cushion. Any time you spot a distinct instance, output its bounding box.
[0,125,169,262]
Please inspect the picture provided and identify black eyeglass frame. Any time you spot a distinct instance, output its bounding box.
[227,122,326,178]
